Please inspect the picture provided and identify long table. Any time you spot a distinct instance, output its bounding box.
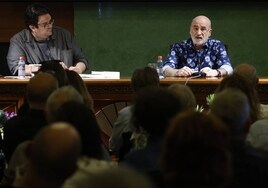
[1,77,268,113]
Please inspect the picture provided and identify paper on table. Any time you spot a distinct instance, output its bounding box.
[80,71,120,79]
[4,76,31,79]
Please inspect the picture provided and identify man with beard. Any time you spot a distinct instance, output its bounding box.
[163,15,232,77]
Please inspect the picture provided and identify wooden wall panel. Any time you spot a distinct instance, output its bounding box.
[0,2,74,42]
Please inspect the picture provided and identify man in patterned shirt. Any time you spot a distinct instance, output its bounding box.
[163,15,233,77]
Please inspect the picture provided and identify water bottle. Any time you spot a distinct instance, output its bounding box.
[156,55,163,77]
[18,56,25,79]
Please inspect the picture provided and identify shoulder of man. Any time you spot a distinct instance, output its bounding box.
[172,38,191,49]
[178,38,191,44]
[10,29,30,43]
[207,38,223,45]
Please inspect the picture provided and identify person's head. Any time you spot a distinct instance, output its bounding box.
[234,63,259,88]
[161,111,231,188]
[38,60,68,87]
[190,15,212,48]
[247,119,268,152]
[168,84,196,111]
[27,122,81,186]
[46,85,83,123]
[210,88,251,137]
[65,70,94,111]
[131,66,159,93]
[215,73,260,124]
[27,72,58,109]
[132,87,182,136]
[25,3,54,41]
[53,101,103,159]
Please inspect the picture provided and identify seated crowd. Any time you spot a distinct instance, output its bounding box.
[1,63,268,188]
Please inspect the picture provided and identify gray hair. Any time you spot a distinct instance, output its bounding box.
[210,88,250,135]
[46,85,83,122]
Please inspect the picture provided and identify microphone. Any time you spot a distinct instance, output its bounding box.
[185,72,206,85]
[191,72,207,78]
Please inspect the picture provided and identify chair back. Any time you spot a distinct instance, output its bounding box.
[95,102,130,148]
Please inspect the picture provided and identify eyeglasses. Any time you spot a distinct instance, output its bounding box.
[37,19,55,28]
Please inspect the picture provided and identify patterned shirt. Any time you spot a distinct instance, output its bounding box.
[163,38,233,74]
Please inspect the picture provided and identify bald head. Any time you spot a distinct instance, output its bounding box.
[27,72,58,108]
[191,15,211,29]
[30,122,81,184]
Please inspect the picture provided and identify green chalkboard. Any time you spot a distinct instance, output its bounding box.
[74,2,268,76]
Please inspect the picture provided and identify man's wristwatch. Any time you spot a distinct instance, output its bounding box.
[216,69,221,77]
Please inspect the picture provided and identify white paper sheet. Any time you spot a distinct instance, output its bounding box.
[80,71,120,79]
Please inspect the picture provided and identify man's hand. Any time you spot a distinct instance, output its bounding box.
[175,66,195,77]
[69,66,83,74]
[69,62,86,74]
[59,62,86,74]
[59,62,68,70]
[200,67,218,77]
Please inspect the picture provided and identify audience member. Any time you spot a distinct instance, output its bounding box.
[233,63,258,88]
[63,166,154,188]
[52,101,116,188]
[16,122,81,188]
[3,97,108,186]
[247,119,268,152]
[163,15,232,77]
[161,111,231,188]
[211,88,251,137]
[2,141,31,186]
[38,60,68,87]
[215,73,261,127]
[52,101,109,160]
[16,59,68,116]
[7,3,88,76]
[46,85,83,123]
[109,66,159,160]
[210,88,268,188]
[3,72,58,163]
[65,70,94,111]
[168,83,196,110]
[233,63,268,119]
[46,85,110,159]
[122,87,183,188]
